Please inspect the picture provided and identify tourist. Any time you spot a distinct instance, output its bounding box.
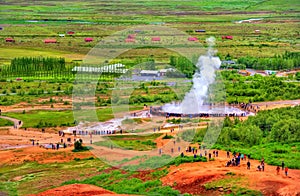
[227,151,230,158]
[208,153,212,160]
[216,150,218,157]
[247,160,251,170]
[178,146,181,152]
[181,152,184,157]
[204,150,207,156]
[213,150,215,157]
[171,148,174,153]
[236,155,240,166]
[56,143,59,150]
[276,166,280,175]
[257,165,261,171]
[282,161,285,171]
[284,167,288,176]
[194,154,197,158]
[159,148,162,155]
[241,154,244,160]
[261,158,265,172]
[248,154,251,160]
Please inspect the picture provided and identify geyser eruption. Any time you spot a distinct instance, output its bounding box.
[162,37,221,114]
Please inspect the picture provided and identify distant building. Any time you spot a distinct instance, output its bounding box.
[255,30,260,33]
[151,37,161,41]
[159,68,175,76]
[58,34,65,37]
[265,70,277,75]
[127,34,136,39]
[44,39,57,43]
[222,60,236,65]
[125,38,135,43]
[188,37,198,41]
[5,38,15,42]
[84,37,93,42]
[67,31,75,35]
[238,70,250,76]
[140,70,159,77]
[222,36,233,40]
[72,63,127,74]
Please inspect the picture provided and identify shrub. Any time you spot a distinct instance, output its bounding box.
[162,134,174,139]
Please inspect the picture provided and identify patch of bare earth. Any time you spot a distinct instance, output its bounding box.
[30,184,131,196]
[161,150,300,195]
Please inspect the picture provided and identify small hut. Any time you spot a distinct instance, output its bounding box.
[127,34,136,39]
[125,38,135,43]
[44,39,57,44]
[151,37,161,41]
[67,31,75,35]
[188,37,198,41]
[195,29,205,33]
[84,37,93,42]
[5,38,15,42]
[222,36,233,40]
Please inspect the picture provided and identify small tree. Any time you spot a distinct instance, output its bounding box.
[74,140,84,151]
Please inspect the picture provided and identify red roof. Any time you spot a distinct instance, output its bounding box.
[188,37,198,41]
[222,36,233,40]
[67,31,75,35]
[44,39,57,43]
[125,38,135,43]
[152,37,161,41]
[5,38,15,42]
[127,34,136,39]
[84,37,93,42]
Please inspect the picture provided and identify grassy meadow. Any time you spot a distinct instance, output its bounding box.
[0,0,299,195]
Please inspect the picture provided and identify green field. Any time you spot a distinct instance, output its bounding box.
[0,1,299,195]
[0,157,108,195]
[0,118,14,127]
[94,133,162,151]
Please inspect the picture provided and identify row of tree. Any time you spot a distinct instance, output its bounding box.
[169,56,197,78]
[0,57,122,80]
[237,51,300,70]
[222,70,300,103]
[218,106,300,146]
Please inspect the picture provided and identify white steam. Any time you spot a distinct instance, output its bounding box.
[162,37,221,114]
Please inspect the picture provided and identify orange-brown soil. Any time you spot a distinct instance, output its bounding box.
[31,184,131,196]
[161,150,300,196]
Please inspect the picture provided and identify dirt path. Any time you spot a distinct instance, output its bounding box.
[161,150,300,196]
[0,115,23,129]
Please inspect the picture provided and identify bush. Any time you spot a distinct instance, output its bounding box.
[162,134,174,139]
[72,141,89,152]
